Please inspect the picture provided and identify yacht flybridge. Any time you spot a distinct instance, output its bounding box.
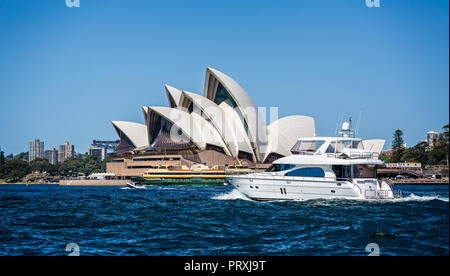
[227,123,402,201]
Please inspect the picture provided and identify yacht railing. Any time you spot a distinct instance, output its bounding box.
[325,152,379,159]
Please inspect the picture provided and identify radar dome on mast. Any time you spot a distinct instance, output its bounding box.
[338,117,355,138]
[342,122,350,131]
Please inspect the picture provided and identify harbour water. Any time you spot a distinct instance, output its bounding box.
[0,184,448,256]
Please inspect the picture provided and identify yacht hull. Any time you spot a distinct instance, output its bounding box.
[227,176,396,201]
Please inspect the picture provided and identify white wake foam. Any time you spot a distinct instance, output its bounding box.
[211,189,253,201]
[390,193,448,203]
[211,190,448,203]
[120,186,147,190]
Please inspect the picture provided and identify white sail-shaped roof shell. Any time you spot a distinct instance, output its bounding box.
[142,106,162,146]
[218,102,256,162]
[165,85,183,108]
[180,91,241,158]
[111,121,149,148]
[264,116,316,162]
[203,67,268,162]
[113,67,321,164]
[146,106,229,154]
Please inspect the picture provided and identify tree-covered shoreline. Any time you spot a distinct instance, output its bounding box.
[380,124,449,167]
[0,151,110,183]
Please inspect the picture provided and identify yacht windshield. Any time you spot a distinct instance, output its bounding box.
[265,164,296,172]
[291,140,325,155]
[326,140,363,154]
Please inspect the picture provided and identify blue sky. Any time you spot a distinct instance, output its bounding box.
[0,0,448,155]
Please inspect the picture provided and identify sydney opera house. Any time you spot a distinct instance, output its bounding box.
[107,67,316,177]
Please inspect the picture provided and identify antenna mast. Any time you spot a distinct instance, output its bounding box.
[335,111,344,136]
[338,116,355,138]
[355,111,362,136]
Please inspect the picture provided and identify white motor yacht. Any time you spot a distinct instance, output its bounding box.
[227,123,402,201]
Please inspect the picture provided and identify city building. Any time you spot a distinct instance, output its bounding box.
[107,67,316,177]
[427,131,439,147]
[58,142,75,163]
[45,148,58,165]
[28,139,44,162]
[58,145,65,163]
[88,146,107,161]
[65,142,75,160]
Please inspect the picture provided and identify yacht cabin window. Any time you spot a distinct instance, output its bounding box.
[265,164,296,172]
[332,165,352,179]
[291,140,325,155]
[332,165,377,179]
[285,167,325,178]
[353,165,377,178]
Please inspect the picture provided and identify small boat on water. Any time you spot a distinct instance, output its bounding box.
[227,122,403,201]
[126,181,146,189]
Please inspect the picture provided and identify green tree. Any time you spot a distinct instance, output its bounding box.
[100,157,111,173]
[0,150,5,178]
[0,159,31,183]
[0,150,5,166]
[47,163,60,176]
[14,152,28,161]
[83,155,101,175]
[402,141,428,166]
[29,158,53,173]
[399,123,449,167]
[391,129,405,163]
[379,154,392,163]
[58,158,84,177]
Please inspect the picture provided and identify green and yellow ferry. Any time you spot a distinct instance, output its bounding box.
[127,163,256,187]
[128,164,227,186]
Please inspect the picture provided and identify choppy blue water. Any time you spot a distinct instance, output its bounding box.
[0,184,448,256]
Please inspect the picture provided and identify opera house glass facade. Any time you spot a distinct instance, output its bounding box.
[107,67,316,177]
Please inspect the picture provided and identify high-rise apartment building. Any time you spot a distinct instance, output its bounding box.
[28,139,44,162]
[58,145,65,163]
[45,148,58,165]
[88,146,107,161]
[58,142,75,163]
[64,142,75,160]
